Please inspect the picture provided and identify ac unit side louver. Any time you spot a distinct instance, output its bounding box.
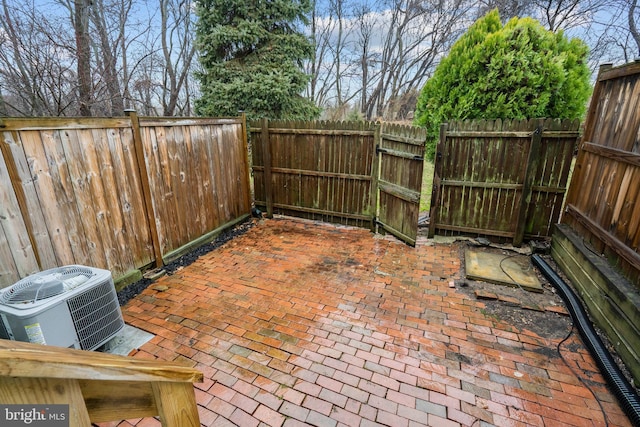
[0,265,124,351]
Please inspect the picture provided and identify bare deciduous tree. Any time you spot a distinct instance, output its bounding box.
[159,0,197,116]
[361,0,473,120]
[0,0,77,115]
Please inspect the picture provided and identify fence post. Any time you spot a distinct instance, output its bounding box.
[513,119,544,247]
[369,122,381,232]
[239,112,252,213]
[125,110,163,268]
[260,118,274,218]
[428,123,447,238]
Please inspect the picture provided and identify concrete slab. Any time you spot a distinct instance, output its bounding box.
[465,249,543,292]
[103,324,154,356]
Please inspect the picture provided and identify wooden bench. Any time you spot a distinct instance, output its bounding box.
[0,339,203,426]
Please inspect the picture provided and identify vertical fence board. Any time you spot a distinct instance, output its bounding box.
[1,129,56,271]
[0,146,37,281]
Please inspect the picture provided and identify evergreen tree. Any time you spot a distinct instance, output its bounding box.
[414,10,591,159]
[195,0,320,120]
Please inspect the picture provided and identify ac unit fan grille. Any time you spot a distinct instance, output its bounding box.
[1,266,94,305]
[67,280,124,350]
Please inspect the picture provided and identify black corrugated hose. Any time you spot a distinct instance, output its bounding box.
[531,254,640,426]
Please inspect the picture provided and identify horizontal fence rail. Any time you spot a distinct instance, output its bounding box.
[0,114,251,288]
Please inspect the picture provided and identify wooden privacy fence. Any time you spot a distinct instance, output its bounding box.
[562,63,640,287]
[0,114,251,288]
[250,120,426,245]
[429,118,580,246]
[553,62,640,385]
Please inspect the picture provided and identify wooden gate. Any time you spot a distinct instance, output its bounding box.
[376,124,426,246]
[428,119,580,246]
[250,120,425,245]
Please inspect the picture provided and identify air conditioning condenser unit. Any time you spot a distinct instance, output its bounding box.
[0,265,125,351]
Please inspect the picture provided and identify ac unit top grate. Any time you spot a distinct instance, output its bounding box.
[1,266,96,305]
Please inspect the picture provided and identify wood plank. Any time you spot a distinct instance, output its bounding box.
[446,131,531,138]
[152,125,178,254]
[270,203,369,221]
[180,125,201,240]
[260,128,374,136]
[152,382,200,427]
[429,124,447,238]
[565,204,640,272]
[215,124,233,222]
[126,111,162,268]
[165,126,189,249]
[92,127,130,275]
[79,128,121,270]
[140,117,240,127]
[378,180,421,203]
[441,180,522,190]
[552,224,640,384]
[261,118,274,218]
[30,129,90,266]
[0,339,203,383]
[80,380,157,422]
[240,114,253,217]
[2,131,58,270]
[514,122,543,246]
[380,132,425,146]
[582,141,640,167]
[0,377,92,427]
[107,127,150,269]
[0,144,39,278]
[1,117,132,131]
[599,61,640,81]
[370,123,381,231]
[253,166,371,181]
[204,124,222,230]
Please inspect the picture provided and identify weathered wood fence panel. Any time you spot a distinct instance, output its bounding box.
[429,118,579,245]
[377,123,426,245]
[555,61,640,386]
[250,120,379,229]
[0,115,251,288]
[139,117,251,262]
[563,63,640,286]
[0,118,153,287]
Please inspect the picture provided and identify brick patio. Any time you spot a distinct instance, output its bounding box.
[112,217,631,426]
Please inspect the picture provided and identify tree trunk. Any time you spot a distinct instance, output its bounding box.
[630,0,640,57]
[74,0,92,116]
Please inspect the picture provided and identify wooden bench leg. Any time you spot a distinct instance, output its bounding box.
[151,382,200,427]
[0,377,92,427]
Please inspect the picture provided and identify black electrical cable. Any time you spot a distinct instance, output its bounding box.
[532,254,640,427]
[557,325,609,427]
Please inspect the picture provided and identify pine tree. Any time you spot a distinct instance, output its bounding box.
[194,0,320,120]
[414,10,591,159]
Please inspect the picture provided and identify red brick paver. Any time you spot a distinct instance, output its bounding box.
[114,217,631,427]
